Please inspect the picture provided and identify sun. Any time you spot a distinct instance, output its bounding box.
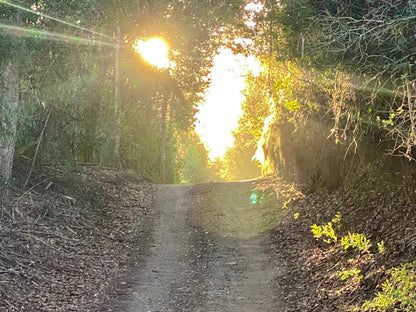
[133,37,170,69]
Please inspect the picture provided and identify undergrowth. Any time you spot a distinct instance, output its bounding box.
[341,233,371,252]
[357,262,416,312]
[311,212,379,254]
[310,212,416,311]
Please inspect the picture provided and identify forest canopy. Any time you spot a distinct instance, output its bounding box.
[1,0,416,188]
[0,0,246,186]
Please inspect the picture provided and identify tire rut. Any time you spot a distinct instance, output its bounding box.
[118,182,285,312]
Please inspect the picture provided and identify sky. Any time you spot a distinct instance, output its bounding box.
[194,48,261,160]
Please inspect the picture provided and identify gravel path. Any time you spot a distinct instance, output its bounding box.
[119,182,284,312]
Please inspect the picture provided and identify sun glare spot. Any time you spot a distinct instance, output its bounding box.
[133,37,170,69]
[253,113,274,165]
[245,2,263,13]
[195,48,262,161]
[244,1,264,28]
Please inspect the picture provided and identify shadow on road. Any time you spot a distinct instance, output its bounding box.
[188,181,285,239]
[114,181,288,312]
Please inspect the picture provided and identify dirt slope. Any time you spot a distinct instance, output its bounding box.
[0,167,155,312]
[3,169,414,312]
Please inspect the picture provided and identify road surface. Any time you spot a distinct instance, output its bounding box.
[113,181,286,312]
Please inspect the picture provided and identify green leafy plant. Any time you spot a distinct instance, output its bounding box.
[332,211,342,224]
[284,99,301,112]
[311,212,342,243]
[339,269,363,281]
[378,241,385,254]
[340,232,371,252]
[311,222,337,243]
[360,262,416,311]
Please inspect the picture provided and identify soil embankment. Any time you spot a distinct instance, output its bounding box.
[0,167,155,311]
[3,169,415,311]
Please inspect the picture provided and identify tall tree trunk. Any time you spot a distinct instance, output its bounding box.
[0,62,19,201]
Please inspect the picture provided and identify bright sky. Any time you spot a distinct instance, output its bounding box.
[244,1,264,28]
[195,48,261,160]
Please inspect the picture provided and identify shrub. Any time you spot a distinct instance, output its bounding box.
[311,222,337,243]
[339,269,363,281]
[340,232,371,252]
[378,241,385,254]
[311,212,342,243]
[360,262,416,312]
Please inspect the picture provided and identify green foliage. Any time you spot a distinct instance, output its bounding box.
[284,99,301,112]
[245,0,416,182]
[182,140,210,184]
[360,262,416,312]
[221,131,262,181]
[311,212,343,243]
[378,241,386,254]
[340,232,371,252]
[176,131,222,184]
[0,0,249,184]
[311,222,337,243]
[40,74,95,165]
[220,72,268,181]
[332,211,342,225]
[343,155,394,195]
[339,269,363,281]
[308,0,416,159]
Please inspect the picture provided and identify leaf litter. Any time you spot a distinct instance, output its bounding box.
[0,167,155,312]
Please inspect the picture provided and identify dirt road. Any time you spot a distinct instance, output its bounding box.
[114,182,286,312]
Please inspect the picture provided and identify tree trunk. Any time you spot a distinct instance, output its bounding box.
[0,62,19,201]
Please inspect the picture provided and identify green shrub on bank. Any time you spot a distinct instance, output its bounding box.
[311,222,337,243]
[311,211,342,244]
[339,269,363,281]
[341,232,371,252]
[359,262,416,312]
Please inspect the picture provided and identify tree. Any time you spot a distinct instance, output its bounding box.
[221,73,269,181]
[180,131,220,184]
[0,0,248,186]
[0,63,19,199]
[0,2,34,197]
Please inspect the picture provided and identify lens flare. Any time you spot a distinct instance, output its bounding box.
[133,37,170,69]
[0,0,112,39]
[0,23,113,46]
